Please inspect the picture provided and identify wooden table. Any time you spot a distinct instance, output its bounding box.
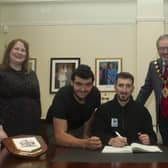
[0,145,168,168]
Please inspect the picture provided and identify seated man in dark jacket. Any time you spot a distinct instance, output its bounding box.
[91,72,157,147]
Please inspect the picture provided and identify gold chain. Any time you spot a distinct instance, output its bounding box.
[154,60,168,98]
[154,60,168,84]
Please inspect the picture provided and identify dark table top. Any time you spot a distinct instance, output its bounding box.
[0,145,168,168]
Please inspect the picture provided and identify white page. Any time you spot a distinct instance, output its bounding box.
[131,143,162,153]
[102,145,132,153]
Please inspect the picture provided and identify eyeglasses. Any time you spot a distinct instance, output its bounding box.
[158,47,168,51]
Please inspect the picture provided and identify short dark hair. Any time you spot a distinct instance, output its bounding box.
[71,64,94,82]
[115,72,134,84]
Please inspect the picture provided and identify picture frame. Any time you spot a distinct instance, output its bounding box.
[50,58,80,93]
[95,58,122,92]
[28,58,36,72]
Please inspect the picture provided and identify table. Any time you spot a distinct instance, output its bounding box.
[0,145,168,168]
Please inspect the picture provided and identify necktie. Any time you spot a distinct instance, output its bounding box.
[161,64,168,118]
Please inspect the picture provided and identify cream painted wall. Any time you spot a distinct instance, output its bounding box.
[165,0,168,47]
[0,1,136,25]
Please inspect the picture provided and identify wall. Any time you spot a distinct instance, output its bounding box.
[165,0,168,32]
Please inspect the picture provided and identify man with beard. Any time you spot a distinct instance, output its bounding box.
[46,64,102,149]
[137,34,168,145]
[91,72,157,147]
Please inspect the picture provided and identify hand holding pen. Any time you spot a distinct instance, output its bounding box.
[115,131,123,138]
[115,131,128,145]
[108,131,128,147]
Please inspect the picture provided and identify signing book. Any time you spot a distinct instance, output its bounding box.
[102,143,162,153]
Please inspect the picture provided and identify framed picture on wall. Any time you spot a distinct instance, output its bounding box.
[28,58,36,72]
[95,58,122,92]
[50,58,80,94]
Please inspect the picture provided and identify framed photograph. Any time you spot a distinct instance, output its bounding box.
[28,58,36,72]
[50,58,80,93]
[95,58,122,92]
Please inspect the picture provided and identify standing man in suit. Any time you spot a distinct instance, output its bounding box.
[137,34,168,145]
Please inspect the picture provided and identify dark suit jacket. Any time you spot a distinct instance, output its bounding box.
[137,58,162,124]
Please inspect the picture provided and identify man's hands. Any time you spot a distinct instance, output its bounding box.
[108,136,128,147]
[138,132,150,145]
[107,132,151,147]
[84,136,102,150]
[0,126,8,140]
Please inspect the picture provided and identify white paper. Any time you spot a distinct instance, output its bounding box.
[102,145,132,153]
[102,143,162,153]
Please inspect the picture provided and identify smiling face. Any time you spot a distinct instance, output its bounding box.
[9,41,27,69]
[71,76,93,103]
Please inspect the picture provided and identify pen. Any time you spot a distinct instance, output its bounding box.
[115,131,128,145]
[115,131,122,137]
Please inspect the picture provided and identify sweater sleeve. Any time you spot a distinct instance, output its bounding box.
[136,61,154,105]
[142,107,157,145]
[90,107,115,145]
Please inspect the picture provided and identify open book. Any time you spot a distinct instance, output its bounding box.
[12,137,41,153]
[102,143,162,153]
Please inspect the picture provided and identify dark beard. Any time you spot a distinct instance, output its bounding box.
[117,95,130,104]
[73,93,86,103]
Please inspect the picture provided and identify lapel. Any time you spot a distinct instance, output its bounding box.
[153,58,162,94]
[157,58,162,72]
